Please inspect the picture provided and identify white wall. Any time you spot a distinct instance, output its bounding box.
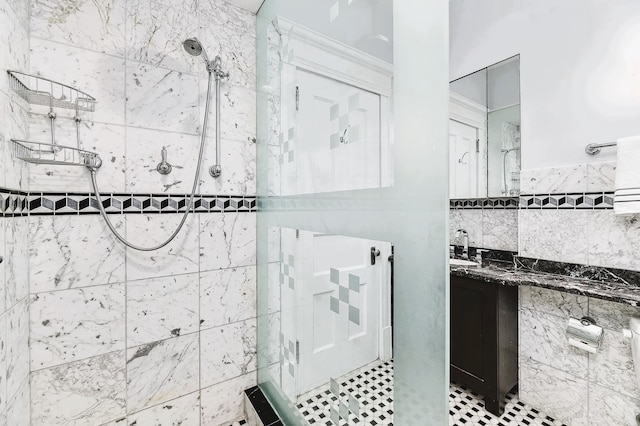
[450,0,640,169]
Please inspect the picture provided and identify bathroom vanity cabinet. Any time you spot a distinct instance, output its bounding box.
[450,275,518,416]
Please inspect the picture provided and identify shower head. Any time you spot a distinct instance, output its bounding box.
[183,37,209,63]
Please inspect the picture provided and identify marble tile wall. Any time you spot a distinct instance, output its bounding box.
[519,286,640,425]
[0,0,31,424]
[519,162,640,272]
[449,208,518,252]
[16,0,259,425]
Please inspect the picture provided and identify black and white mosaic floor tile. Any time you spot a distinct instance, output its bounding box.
[296,361,567,426]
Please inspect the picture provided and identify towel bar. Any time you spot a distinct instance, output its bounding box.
[585,142,617,155]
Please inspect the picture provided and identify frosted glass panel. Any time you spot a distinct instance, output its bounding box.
[256,1,449,424]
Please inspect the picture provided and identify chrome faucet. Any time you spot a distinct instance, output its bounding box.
[455,229,469,260]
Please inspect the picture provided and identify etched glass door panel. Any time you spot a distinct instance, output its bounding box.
[257,1,449,424]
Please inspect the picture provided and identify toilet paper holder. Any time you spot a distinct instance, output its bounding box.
[566,316,603,353]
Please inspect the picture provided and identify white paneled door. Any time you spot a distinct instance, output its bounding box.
[449,119,479,198]
[295,232,388,395]
[290,69,381,195]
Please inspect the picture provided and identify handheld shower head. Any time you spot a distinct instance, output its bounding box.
[183,37,209,63]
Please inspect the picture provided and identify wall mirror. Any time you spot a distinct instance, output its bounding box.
[449,55,521,198]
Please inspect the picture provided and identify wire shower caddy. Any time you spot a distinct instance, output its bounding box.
[7,70,101,168]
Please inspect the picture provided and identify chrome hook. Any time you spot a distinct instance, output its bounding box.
[156,146,173,175]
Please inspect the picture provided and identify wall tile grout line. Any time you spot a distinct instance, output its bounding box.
[8,0,260,422]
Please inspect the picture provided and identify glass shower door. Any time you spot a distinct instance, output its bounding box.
[256,1,450,424]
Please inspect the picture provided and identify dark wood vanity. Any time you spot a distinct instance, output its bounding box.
[450,274,518,416]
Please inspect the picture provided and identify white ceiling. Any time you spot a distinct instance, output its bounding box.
[225,0,264,13]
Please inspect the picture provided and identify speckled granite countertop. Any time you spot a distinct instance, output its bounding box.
[449,255,640,307]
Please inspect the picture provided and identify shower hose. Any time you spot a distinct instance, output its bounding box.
[88,71,215,252]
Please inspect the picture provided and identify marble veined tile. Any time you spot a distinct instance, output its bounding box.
[0,3,29,95]
[31,351,126,426]
[589,382,640,426]
[199,83,257,144]
[200,372,257,426]
[200,213,256,272]
[31,0,126,57]
[30,38,126,126]
[587,161,616,193]
[30,284,125,370]
[126,60,199,135]
[125,213,199,281]
[0,218,5,314]
[28,118,126,193]
[0,311,6,414]
[198,137,256,196]
[125,0,199,74]
[519,209,589,265]
[197,0,256,89]
[6,0,29,26]
[200,265,256,330]
[6,298,29,400]
[5,376,29,426]
[127,273,199,347]
[0,116,7,189]
[200,318,256,388]
[519,358,588,426]
[256,312,280,367]
[5,216,28,308]
[519,286,588,319]
[588,210,640,271]
[126,333,199,414]
[124,126,200,194]
[588,297,640,331]
[2,93,29,191]
[519,307,589,378]
[449,209,482,248]
[29,215,126,293]
[589,329,639,399]
[481,209,517,252]
[520,164,588,195]
[127,391,200,426]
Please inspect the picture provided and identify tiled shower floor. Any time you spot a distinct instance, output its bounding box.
[296,361,567,426]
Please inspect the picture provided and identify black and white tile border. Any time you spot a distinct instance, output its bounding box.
[0,187,256,217]
[518,192,614,210]
[450,198,520,210]
[3,189,613,216]
[451,192,615,210]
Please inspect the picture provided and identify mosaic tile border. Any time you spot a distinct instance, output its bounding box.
[450,197,519,210]
[519,192,614,210]
[450,193,615,210]
[0,187,256,217]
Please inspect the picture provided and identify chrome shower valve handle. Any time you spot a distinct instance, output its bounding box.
[156,146,173,175]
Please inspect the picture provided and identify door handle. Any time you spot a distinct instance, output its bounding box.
[0,255,3,264]
[371,247,380,265]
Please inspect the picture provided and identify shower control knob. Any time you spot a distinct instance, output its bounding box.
[0,256,3,264]
[210,165,221,178]
[156,147,173,175]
